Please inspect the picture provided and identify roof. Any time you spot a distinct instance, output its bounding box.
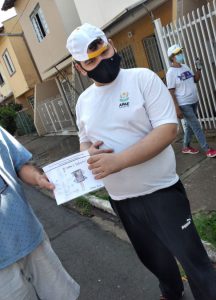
[1,0,16,11]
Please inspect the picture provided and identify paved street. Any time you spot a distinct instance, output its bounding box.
[24,183,194,300]
[17,132,216,300]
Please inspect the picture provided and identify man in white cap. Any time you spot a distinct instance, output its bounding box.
[166,44,216,158]
[66,24,216,300]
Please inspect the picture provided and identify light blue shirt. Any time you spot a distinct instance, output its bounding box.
[0,127,44,269]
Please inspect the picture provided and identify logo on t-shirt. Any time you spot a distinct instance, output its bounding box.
[178,71,193,81]
[119,92,130,108]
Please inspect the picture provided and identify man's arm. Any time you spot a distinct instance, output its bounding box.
[88,123,177,179]
[18,164,55,190]
[169,89,183,119]
[80,141,92,152]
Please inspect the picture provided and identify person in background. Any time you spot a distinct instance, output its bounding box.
[0,126,80,300]
[66,23,216,300]
[166,44,216,158]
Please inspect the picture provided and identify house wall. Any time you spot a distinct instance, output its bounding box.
[0,17,39,118]
[0,36,29,98]
[14,0,80,80]
[175,0,208,19]
[111,0,172,77]
[3,16,41,87]
[172,0,177,20]
[53,0,81,36]
[34,79,60,135]
[0,63,12,97]
[73,0,156,28]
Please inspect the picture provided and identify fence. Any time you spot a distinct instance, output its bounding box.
[16,109,36,135]
[36,95,76,134]
[154,0,216,129]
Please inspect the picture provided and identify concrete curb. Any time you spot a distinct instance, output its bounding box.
[37,187,216,263]
[85,195,116,216]
[87,197,216,263]
[87,196,216,262]
[202,240,216,263]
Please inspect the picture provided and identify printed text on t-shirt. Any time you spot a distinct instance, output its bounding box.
[177,71,193,81]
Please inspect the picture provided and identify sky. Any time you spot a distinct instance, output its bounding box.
[0,0,16,26]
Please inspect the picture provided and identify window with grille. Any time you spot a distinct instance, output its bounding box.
[61,79,75,110]
[0,73,5,86]
[2,50,16,76]
[30,4,49,42]
[28,96,34,109]
[142,35,163,73]
[118,45,137,69]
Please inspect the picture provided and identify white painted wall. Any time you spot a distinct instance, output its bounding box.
[73,0,148,28]
[53,0,81,36]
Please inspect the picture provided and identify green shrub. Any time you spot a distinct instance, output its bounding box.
[8,103,23,112]
[193,212,216,247]
[74,196,92,216]
[0,106,17,135]
[90,188,109,200]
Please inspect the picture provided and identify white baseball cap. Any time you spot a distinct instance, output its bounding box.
[167,44,183,57]
[66,23,108,61]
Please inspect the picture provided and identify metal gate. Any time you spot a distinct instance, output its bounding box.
[154,0,216,129]
[16,109,36,135]
[37,95,76,134]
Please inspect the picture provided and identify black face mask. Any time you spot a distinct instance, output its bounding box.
[86,52,121,84]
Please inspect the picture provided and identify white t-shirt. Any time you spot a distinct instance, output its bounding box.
[166,64,198,106]
[76,68,179,200]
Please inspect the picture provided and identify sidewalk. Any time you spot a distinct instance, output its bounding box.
[17,132,216,262]
[173,134,216,213]
[17,132,216,214]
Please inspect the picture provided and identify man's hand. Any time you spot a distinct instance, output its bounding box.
[89,124,177,179]
[35,173,55,191]
[88,152,122,179]
[87,141,113,156]
[169,89,183,119]
[194,69,201,83]
[175,106,183,119]
[18,164,55,191]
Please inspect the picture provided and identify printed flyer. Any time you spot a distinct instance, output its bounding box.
[43,151,104,205]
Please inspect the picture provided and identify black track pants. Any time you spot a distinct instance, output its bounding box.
[109,180,216,300]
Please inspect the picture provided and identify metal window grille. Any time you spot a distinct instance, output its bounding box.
[61,79,76,113]
[28,95,34,109]
[2,50,16,76]
[16,110,36,135]
[0,73,5,86]
[142,35,163,72]
[30,4,49,42]
[118,45,137,69]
